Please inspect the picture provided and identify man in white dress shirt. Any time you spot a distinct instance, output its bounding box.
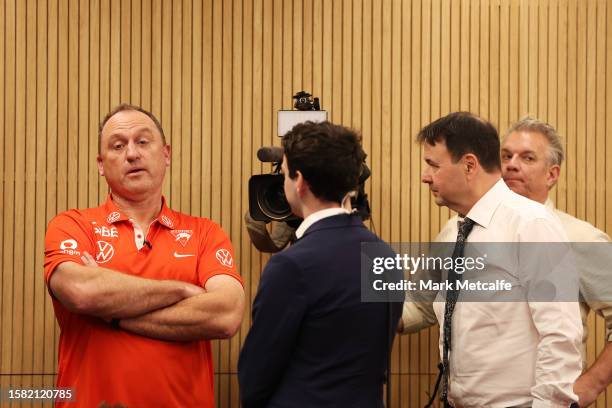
[410,112,582,407]
[501,117,612,407]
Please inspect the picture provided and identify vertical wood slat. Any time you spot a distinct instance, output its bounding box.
[576,0,587,221]
[459,0,469,111]
[33,0,48,392]
[605,0,612,404]
[219,0,232,403]
[397,0,410,404]
[417,0,429,404]
[566,0,576,212]
[0,0,5,392]
[408,0,421,404]
[389,1,402,404]
[556,0,568,210]
[181,0,192,216]
[12,0,26,382]
[88,0,100,208]
[131,0,141,106]
[1,1,611,407]
[21,0,37,382]
[77,0,89,210]
[191,0,202,217]
[595,2,609,406]
[548,0,559,201]
[160,0,171,199]
[2,0,16,386]
[236,0,250,405]
[201,0,212,219]
[43,0,59,379]
[228,0,242,405]
[508,0,518,123]
[499,0,510,129]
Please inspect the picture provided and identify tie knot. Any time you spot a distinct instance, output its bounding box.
[457,217,475,240]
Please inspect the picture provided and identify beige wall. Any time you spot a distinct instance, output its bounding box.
[0,0,610,407]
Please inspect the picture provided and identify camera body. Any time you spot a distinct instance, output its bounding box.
[248,91,371,225]
[249,91,328,223]
[293,91,321,111]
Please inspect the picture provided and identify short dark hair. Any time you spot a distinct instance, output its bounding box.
[416,112,501,173]
[98,104,166,153]
[282,121,366,203]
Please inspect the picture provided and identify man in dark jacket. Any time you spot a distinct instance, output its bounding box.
[238,121,402,408]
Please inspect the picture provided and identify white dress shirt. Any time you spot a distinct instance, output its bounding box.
[545,199,612,358]
[295,207,350,239]
[432,179,582,408]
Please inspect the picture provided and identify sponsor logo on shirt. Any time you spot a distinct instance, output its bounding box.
[107,212,121,223]
[59,239,81,256]
[174,251,195,258]
[170,230,193,247]
[94,226,119,238]
[96,241,115,264]
[215,248,233,268]
[161,215,174,228]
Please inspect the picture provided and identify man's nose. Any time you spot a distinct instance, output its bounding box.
[421,168,432,184]
[126,141,141,161]
[504,154,520,172]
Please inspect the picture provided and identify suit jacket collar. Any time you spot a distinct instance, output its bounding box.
[299,213,365,240]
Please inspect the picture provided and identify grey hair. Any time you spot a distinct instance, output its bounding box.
[503,116,565,167]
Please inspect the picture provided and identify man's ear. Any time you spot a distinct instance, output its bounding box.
[163,144,171,167]
[463,153,478,176]
[546,164,560,189]
[97,155,104,176]
[295,170,309,196]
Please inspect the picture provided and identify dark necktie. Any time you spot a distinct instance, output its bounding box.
[441,217,476,406]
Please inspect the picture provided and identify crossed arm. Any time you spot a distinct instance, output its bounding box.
[119,275,244,341]
[49,251,244,341]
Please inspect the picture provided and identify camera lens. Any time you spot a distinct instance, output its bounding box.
[257,176,292,220]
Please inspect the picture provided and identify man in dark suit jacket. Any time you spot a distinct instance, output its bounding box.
[238,121,403,408]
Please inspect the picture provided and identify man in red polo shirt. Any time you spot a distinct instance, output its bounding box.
[44,104,245,407]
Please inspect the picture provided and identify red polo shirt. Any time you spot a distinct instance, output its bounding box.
[44,195,242,407]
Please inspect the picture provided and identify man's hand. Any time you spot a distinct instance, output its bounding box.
[573,377,600,407]
[573,342,612,407]
[80,251,97,267]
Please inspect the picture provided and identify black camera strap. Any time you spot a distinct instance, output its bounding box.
[424,363,444,408]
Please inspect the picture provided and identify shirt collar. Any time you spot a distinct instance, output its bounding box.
[157,197,176,228]
[544,198,555,210]
[103,194,176,229]
[295,207,351,239]
[463,178,510,229]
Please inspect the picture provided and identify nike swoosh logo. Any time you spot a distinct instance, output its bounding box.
[174,252,195,258]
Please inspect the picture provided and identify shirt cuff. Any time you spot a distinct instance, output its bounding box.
[532,400,575,408]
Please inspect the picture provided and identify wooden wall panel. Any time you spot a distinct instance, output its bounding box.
[0,1,610,407]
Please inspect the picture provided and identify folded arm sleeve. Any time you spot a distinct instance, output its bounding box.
[44,212,96,287]
[197,221,243,287]
[401,298,438,333]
